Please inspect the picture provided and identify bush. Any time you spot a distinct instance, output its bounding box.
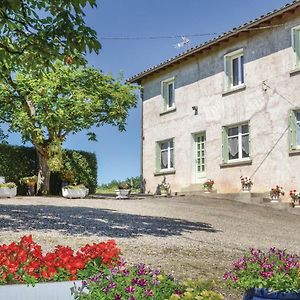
[0,144,97,194]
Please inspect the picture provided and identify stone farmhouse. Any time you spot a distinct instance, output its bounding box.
[129,1,300,195]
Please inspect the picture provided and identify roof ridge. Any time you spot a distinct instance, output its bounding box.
[129,0,300,83]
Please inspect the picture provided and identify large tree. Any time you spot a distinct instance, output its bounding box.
[0,62,138,194]
[0,0,100,72]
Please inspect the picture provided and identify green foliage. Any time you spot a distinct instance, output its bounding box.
[0,61,137,194]
[0,0,100,75]
[62,150,97,193]
[74,264,179,300]
[98,176,141,193]
[0,182,16,189]
[170,279,224,300]
[224,248,300,292]
[0,144,97,194]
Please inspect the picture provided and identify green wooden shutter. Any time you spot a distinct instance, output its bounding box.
[293,28,300,68]
[171,139,175,169]
[225,56,232,90]
[222,127,229,163]
[248,123,251,158]
[161,81,167,110]
[289,110,297,151]
[155,142,161,172]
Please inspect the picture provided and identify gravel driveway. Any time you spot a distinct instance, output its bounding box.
[0,195,299,298]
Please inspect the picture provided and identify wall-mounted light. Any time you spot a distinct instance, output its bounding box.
[192,106,198,115]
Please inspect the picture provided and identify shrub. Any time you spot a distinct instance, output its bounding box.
[0,144,97,194]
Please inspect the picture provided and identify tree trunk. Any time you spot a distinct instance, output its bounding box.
[36,150,51,195]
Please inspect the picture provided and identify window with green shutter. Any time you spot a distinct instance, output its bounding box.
[155,139,174,171]
[222,122,250,163]
[289,110,300,151]
[292,25,300,69]
[224,49,244,91]
[161,78,175,110]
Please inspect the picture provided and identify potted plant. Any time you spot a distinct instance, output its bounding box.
[62,184,89,199]
[224,248,300,300]
[0,182,17,198]
[115,182,131,199]
[0,235,120,300]
[21,175,37,196]
[270,185,284,202]
[158,176,171,196]
[289,189,300,207]
[240,176,253,192]
[203,179,214,193]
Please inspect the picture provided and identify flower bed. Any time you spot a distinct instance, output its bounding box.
[73,262,223,300]
[0,235,120,285]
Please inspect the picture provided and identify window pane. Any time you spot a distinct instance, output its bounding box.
[242,124,249,134]
[228,127,238,136]
[228,136,239,160]
[168,83,174,107]
[169,140,174,148]
[297,112,300,145]
[242,135,249,158]
[161,142,168,150]
[170,148,174,168]
[240,55,244,84]
[161,150,168,169]
[232,57,239,86]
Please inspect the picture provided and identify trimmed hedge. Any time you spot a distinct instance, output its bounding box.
[0,144,97,194]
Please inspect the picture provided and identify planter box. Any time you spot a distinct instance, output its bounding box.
[115,189,130,199]
[244,288,300,300]
[0,280,82,300]
[62,187,89,199]
[0,187,17,198]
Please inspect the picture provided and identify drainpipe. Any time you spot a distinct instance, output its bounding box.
[140,86,145,194]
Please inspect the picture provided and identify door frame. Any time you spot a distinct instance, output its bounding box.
[192,131,207,184]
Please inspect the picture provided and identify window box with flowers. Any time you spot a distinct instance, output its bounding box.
[203,179,214,193]
[224,248,300,300]
[0,236,120,300]
[270,185,284,202]
[240,176,253,192]
[0,182,17,198]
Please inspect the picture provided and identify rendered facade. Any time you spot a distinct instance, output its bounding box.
[130,2,300,195]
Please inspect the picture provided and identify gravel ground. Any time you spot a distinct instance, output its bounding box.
[0,195,299,299]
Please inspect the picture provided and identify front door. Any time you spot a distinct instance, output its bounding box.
[194,133,206,183]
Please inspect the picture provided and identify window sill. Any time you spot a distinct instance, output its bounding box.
[154,169,176,176]
[289,149,300,156]
[160,107,176,116]
[222,84,246,97]
[290,68,300,77]
[220,159,252,168]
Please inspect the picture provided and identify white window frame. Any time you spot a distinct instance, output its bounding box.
[159,139,174,170]
[227,123,249,162]
[291,25,300,70]
[161,77,175,110]
[224,49,245,91]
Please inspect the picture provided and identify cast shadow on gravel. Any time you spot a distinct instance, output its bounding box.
[0,204,218,238]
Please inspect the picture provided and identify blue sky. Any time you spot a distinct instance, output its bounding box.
[7,0,291,184]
